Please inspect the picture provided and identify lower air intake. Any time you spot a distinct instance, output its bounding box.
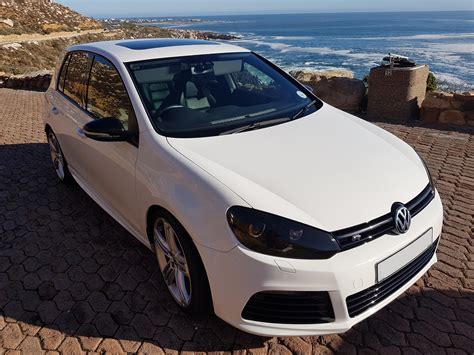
[242,291,335,324]
[346,238,438,318]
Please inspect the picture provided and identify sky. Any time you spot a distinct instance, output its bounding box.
[56,0,474,18]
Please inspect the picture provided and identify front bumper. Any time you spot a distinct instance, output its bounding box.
[197,190,443,336]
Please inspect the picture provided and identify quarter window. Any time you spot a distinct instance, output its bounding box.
[57,54,70,92]
[63,51,92,107]
[86,55,135,129]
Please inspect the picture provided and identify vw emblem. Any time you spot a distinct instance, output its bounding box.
[392,203,411,234]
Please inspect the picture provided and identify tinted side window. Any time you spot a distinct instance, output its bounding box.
[57,54,70,92]
[87,55,135,129]
[63,52,92,107]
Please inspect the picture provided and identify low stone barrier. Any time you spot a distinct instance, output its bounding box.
[421,91,474,126]
[290,70,366,112]
[0,70,51,91]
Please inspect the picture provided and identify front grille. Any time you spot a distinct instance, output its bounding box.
[242,291,335,324]
[332,184,435,250]
[346,238,438,318]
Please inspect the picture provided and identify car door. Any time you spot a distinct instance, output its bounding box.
[48,51,94,176]
[71,54,141,234]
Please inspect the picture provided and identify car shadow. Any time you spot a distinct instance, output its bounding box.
[0,143,473,353]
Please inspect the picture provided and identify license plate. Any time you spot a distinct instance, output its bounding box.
[376,229,433,282]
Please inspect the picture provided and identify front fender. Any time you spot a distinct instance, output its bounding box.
[135,130,248,252]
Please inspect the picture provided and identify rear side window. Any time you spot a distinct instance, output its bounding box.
[57,53,70,92]
[63,51,92,107]
[86,55,135,129]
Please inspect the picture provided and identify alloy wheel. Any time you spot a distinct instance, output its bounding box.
[47,131,65,180]
[153,217,192,307]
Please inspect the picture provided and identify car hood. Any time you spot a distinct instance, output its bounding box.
[167,104,429,231]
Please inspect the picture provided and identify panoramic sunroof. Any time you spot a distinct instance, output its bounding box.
[116,39,220,50]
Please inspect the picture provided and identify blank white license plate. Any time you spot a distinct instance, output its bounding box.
[376,229,433,282]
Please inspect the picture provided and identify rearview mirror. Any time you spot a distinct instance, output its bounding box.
[82,117,129,142]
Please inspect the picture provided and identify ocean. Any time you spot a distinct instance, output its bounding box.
[153,12,474,92]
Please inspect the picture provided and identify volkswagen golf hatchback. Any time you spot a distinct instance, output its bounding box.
[45,39,443,336]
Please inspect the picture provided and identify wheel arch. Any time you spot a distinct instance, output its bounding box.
[145,204,170,247]
[146,204,214,312]
[145,204,205,261]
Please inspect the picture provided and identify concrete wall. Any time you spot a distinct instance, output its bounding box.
[367,65,429,120]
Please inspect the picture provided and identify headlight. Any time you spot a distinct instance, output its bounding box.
[226,206,341,259]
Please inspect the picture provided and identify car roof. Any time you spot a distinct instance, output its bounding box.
[67,38,250,63]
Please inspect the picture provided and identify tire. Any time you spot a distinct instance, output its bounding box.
[150,210,212,317]
[46,128,74,185]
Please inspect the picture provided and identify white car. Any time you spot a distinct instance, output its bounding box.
[45,39,443,336]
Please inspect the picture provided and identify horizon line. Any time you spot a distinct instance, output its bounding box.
[91,9,474,19]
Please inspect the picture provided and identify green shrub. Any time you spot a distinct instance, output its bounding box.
[426,72,437,92]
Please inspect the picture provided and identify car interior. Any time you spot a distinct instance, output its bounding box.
[128,53,314,136]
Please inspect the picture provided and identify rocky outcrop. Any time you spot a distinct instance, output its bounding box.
[0,18,13,27]
[0,70,51,91]
[290,69,354,81]
[421,91,474,126]
[168,28,237,41]
[290,70,365,112]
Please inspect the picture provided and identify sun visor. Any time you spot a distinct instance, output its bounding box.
[213,60,242,75]
[134,66,179,83]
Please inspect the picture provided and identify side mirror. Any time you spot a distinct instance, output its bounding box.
[82,117,129,142]
[304,85,314,93]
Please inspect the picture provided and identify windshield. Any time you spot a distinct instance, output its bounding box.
[127,52,322,138]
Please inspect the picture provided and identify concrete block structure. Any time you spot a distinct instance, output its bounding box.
[368,65,429,120]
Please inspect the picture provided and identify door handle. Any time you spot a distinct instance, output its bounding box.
[76,128,86,139]
[51,107,59,115]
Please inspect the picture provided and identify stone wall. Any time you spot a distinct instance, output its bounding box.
[0,70,51,91]
[421,91,474,126]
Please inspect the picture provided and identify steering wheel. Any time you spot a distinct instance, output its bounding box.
[159,105,185,116]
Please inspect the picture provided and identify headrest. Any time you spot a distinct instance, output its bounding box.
[185,82,199,98]
[174,69,192,84]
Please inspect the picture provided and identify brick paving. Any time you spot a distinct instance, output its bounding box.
[0,88,473,354]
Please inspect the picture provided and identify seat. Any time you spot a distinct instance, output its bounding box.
[182,81,210,110]
[144,82,170,111]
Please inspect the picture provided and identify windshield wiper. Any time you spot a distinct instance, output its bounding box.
[220,117,291,135]
[291,99,318,121]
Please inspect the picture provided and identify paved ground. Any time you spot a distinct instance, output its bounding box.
[0,88,473,354]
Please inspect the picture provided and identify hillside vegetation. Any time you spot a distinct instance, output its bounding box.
[0,0,101,35]
[0,26,174,75]
[0,1,235,76]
